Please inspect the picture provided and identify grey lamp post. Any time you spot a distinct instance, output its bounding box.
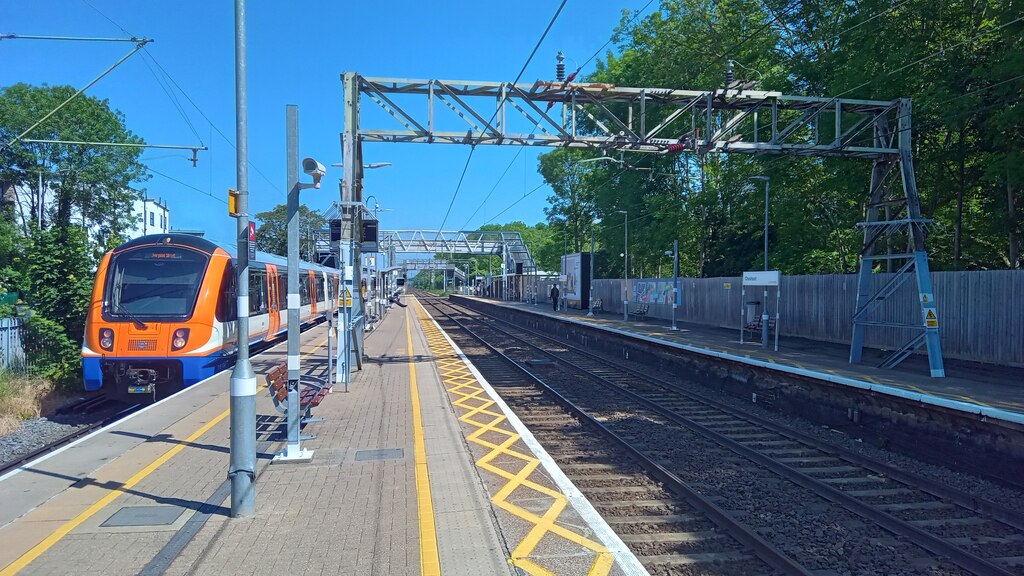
[749,176,771,348]
[588,216,601,317]
[364,194,388,322]
[748,176,770,271]
[229,0,256,516]
[617,210,628,320]
[665,240,679,330]
[561,231,568,311]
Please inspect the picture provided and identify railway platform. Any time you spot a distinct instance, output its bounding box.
[0,299,641,576]
[458,296,1024,420]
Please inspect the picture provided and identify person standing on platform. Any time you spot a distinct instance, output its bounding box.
[550,284,559,312]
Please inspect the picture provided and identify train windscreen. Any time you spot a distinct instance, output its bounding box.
[107,246,209,319]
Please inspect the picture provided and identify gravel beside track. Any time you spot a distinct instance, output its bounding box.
[422,295,1024,576]
[0,395,137,473]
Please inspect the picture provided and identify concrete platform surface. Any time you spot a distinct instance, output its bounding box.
[0,301,640,576]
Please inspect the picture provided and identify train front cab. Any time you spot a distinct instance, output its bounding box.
[82,237,232,399]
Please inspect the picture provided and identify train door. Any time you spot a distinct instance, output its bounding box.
[267,264,281,336]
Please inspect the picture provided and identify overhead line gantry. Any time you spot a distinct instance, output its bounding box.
[342,72,944,377]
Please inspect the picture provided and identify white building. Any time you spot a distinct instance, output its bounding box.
[128,197,170,239]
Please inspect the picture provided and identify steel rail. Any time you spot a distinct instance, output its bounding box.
[439,298,1017,576]
[421,296,812,576]
[451,300,1024,530]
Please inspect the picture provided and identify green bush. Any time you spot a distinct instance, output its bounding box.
[21,315,80,391]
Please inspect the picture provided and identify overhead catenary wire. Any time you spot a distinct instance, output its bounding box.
[79,0,284,200]
[577,0,656,72]
[482,0,798,225]
[462,0,659,232]
[477,2,1022,278]
[435,0,568,237]
[479,0,847,232]
[138,51,204,145]
[147,166,227,205]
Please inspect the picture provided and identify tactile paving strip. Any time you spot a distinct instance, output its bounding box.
[413,299,614,576]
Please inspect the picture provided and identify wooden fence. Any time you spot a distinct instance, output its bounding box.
[586,270,1023,367]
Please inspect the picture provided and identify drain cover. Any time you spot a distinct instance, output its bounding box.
[355,448,404,461]
[101,506,185,527]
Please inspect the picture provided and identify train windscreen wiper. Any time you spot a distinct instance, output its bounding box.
[113,303,149,330]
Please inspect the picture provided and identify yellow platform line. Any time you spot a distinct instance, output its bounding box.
[412,299,613,576]
[405,307,442,576]
[1,336,330,576]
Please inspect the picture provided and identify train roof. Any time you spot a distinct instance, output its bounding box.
[118,233,338,275]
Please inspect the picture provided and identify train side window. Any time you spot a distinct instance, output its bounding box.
[219,262,238,322]
[315,275,325,302]
[277,273,287,308]
[299,273,310,306]
[248,268,268,314]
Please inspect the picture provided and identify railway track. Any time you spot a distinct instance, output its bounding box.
[0,397,142,476]
[417,295,802,574]
[421,295,1024,575]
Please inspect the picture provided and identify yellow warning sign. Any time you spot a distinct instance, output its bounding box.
[925,309,938,328]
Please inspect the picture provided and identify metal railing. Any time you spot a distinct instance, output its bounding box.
[0,317,76,375]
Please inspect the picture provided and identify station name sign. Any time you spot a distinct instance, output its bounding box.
[742,270,780,287]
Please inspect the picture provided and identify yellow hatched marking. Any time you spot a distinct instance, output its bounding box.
[411,299,613,576]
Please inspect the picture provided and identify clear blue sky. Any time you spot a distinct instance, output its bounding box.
[2,0,647,246]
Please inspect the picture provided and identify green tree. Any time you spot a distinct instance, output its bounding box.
[254,204,327,261]
[0,84,150,388]
[0,83,148,241]
[538,149,596,254]
[535,0,1022,276]
[20,227,94,343]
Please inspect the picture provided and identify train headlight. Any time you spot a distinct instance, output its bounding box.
[172,328,190,350]
[99,328,114,351]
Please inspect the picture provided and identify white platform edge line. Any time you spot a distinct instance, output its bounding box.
[0,324,324,484]
[418,301,650,576]
[471,298,1024,427]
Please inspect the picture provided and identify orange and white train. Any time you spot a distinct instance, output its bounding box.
[82,233,341,399]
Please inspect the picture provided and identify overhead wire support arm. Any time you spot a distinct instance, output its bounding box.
[3,38,153,151]
[20,140,209,166]
[0,34,152,43]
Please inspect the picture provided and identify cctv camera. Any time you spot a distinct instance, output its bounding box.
[302,157,326,188]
